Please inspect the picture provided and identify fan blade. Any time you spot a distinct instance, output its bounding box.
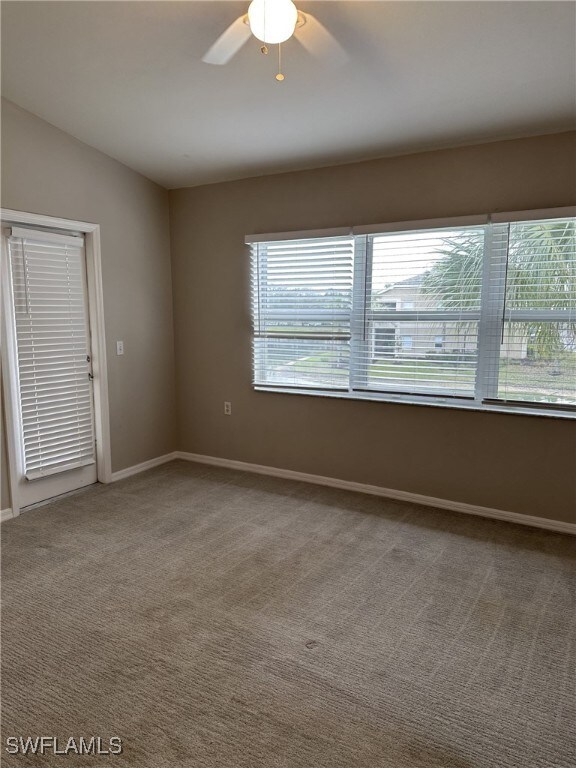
[294,13,348,66]
[203,16,252,66]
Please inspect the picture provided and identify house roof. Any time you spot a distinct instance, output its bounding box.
[379,273,426,294]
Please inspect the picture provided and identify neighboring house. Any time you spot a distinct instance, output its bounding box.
[371,275,527,360]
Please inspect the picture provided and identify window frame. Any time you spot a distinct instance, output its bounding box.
[247,208,576,419]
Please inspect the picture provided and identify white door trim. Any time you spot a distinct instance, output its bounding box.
[0,208,112,517]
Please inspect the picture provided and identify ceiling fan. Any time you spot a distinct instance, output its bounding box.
[202,0,347,80]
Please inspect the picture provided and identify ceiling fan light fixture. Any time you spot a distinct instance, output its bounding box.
[248,0,298,45]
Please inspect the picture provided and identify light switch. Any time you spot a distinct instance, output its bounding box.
[116,340,124,356]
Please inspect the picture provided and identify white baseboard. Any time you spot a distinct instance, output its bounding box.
[109,452,178,482]
[1,507,14,523]
[174,451,576,536]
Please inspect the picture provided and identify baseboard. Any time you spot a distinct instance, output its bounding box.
[1,507,14,523]
[109,452,178,482]
[174,451,576,536]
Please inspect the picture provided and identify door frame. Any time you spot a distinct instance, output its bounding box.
[1,208,112,517]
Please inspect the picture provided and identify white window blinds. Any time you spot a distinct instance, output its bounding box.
[251,235,354,389]
[356,225,486,397]
[249,213,576,413]
[8,227,96,479]
[485,217,576,407]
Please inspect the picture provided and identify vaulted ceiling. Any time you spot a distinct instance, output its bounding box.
[2,1,575,188]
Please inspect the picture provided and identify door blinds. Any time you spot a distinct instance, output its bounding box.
[8,227,96,479]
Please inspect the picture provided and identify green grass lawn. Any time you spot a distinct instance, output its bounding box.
[369,360,474,382]
[499,358,575,389]
[285,351,575,402]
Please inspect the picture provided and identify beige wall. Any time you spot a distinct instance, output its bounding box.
[2,110,574,524]
[170,132,576,524]
[1,99,176,508]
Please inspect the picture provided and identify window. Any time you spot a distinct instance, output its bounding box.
[487,217,576,407]
[251,235,354,390]
[373,327,396,358]
[401,335,413,351]
[362,225,484,396]
[249,212,575,415]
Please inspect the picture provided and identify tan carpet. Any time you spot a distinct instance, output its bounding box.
[2,460,575,767]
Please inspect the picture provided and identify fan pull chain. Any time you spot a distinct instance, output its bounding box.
[276,43,285,81]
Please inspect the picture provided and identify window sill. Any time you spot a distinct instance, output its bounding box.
[253,386,576,420]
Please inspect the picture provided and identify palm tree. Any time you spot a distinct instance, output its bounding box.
[506,220,575,357]
[421,221,576,359]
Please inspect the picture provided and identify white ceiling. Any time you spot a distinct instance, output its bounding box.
[2,1,575,189]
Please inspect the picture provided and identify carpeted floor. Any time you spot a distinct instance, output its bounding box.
[2,460,575,767]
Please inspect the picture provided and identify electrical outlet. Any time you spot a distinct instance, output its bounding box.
[224,401,232,415]
[116,341,124,356]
